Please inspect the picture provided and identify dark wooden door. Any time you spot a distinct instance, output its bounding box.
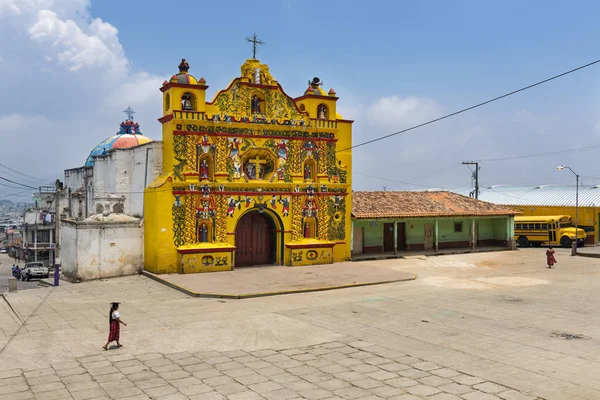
[235,212,273,267]
[397,223,406,251]
[383,223,395,252]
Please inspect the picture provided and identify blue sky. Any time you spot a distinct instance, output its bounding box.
[2,0,600,201]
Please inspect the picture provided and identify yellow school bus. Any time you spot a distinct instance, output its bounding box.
[514,215,586,248]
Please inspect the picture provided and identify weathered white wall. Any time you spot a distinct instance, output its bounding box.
[61,219,143,281]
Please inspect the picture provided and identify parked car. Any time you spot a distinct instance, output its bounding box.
[21,262,49,281]
[0,248,7,254]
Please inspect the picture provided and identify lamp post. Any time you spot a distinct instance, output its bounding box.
[557,165,579,255]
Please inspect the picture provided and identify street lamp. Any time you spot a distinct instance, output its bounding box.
[557,165,579,255]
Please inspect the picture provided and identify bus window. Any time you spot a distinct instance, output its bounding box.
[541,223,548,229]
[515,223,521,229]
[534,223,541,230]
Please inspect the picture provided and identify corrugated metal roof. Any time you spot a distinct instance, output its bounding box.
[454,185,600,207]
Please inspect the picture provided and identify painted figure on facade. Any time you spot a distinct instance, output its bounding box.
[251,95,261,113]
[304,163,312,180]
[200,159,209,179]
[200,135,211,153]
[228,138,241,161]
[304,222,311,238]
[233,160,241,179]
[279,197,290,216]
[227,197,240,217]
[199,223,208,242]
[277,139,288,167]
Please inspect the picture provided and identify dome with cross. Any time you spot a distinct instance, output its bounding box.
[85,108,152,167]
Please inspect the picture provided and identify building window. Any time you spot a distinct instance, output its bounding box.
[454,222,463,233]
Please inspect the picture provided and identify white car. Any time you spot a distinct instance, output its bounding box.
[21,262,49,281]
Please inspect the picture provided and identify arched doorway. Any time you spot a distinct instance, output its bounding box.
[235,211,275,267]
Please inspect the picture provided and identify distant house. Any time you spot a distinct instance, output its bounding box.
[351,191,519,256]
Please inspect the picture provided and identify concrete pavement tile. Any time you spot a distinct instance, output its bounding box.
[378,363,411,372]
[251,350,277,358]
[80,361,111,370]
[227,391,264,400]
[333,371,366,382]
[220,350,248,359]
[387,395,424,400]
[1,376,27,386]
[366,370,397,381]
[192,368,223,380]
[274,360,304,369]
[461,392,502,400]
[214,382,247,396]
[3,391,35,400]
[332,386,371,399]
[248,381,283,393]
[126,371,158,382]
[87,366,119,376]
[51,362,80,371]
[0,369,24,379]
[177,383,213,395]
[405,384,440,396]
[451,374,486,386]
[293,354,318,362]
[104,386,144,399]
[255,366,285,377]
[118,365,148,375]
[430,368,461,378]
[56,367,86,378]
[234,374,269,386]
[150,363,181,373]
[69,388,107,400]
[427,394,462,400]
[474,382,508,394]
[204,375,235,387]
[142,384,178,397]
[30,381,65,394]
[174,357,202,366]
[283,380,318,391]
[184,362,213,373]
[142,358,171,368]
[98,379,134,391]
[364,357,392,366]
[260,388,299,400]
[206,356,233,365]
[336,358,363,367]
[322,352,346,362]
[438,382,473,395]
[352,378,382,389]
[189,392,226,400]
[223,367,255,378]
[104,354,135,363]
[216,362,244,371]
[133,377,168,389]
[168,376,202,388]
[113,360,143,369]
[369,385,406,397]
[62,374,94,385]
[76,355,105,364]
[350,364,380,374]
[24,368,55,379]
[397,368,430,379]
[412,361,440,371]
[157,369,190,380]
[348,341,375,349]
[263,354,291,363]
[64,381,101,392]
[165,352,193,360]
[135,353,163,361]
[269,373,299,384]
[32,388,72,400]
[384,377,419,389]
[4,383,32,394]
[497,390,537,400]
[280,348,305,356]
[317,378,351,391]
[296,388,333,400]
[233,356,261,364]
[319,365,349,374]
[244,361,271,370]
[349,352,372,360]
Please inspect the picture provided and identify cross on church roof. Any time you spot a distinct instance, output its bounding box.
[246,33,264,59]
[123,106,135,120]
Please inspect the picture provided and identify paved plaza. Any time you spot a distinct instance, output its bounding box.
[1,248,600,399]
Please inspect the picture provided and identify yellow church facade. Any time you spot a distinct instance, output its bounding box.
[144,58,353,274]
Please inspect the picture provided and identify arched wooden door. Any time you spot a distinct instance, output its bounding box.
[235,212,274,267]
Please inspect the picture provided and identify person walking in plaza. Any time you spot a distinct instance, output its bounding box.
[546,246,557,268]
[103,302,126,350]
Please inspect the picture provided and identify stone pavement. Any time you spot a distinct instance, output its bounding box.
[143,263,416,298]
[1,339,542,400]
[2,248,600,399]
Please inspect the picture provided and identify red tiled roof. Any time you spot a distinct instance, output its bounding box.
[352,191,520,219]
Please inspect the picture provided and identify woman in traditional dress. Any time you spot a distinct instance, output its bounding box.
[546,246,557,269]
[103,302,126,350]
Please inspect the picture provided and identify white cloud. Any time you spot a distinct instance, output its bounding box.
[0,0,162,201]
[29,9,127,73]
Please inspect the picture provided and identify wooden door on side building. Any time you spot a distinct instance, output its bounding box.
[397,223,406,251]
[424,223,434,250]
[353,227,364,255]
[383,223,395,252]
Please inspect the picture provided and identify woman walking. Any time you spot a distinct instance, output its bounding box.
[546,246,557,269]
[103,302,126,350]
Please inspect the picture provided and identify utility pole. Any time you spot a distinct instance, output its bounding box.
[34,186,40,262]
[462,161,479,199]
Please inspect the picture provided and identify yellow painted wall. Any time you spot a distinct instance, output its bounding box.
[144,59,353,273]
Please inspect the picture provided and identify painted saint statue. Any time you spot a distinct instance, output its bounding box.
[304,163,312,180]
[251,95,261,114]
[199,223,208,242]
[200,159,209,179]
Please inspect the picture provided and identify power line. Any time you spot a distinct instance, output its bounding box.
[0,175,37,190]
[479,144,600,162]
[339,58,600,152]
[353,172,435,188]
[0,163,48,184]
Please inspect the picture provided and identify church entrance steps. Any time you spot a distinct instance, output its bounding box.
[141,263,416,299]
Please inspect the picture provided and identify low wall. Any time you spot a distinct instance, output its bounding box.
[61,218,143,281]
